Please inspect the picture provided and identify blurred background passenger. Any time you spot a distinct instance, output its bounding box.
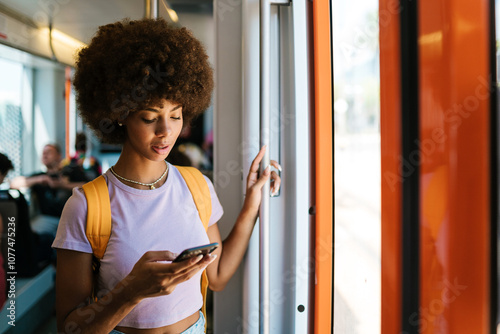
[201,129,213,167]
[0,152,13,188]
[0,153,10,307]
[0,153,53,279]
[166,143,211,169]
[166,145,193,167]
[10,144,87,236]
[62,132,101,181]
[10,144,87,217]
[166,142,213,181]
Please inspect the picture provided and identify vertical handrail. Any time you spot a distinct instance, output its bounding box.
[259,1,290,333]
[151,0,158,19]
[259,0,271,333]
[144,0,159,19]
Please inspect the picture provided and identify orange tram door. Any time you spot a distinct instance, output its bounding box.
[380,0,498,333]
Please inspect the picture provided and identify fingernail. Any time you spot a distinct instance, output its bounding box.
[264,165,271,175]
[277,164,282,172]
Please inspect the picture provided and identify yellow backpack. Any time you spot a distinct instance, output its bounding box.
[82,166,211,329]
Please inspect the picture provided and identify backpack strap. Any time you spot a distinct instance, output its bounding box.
[176,166,212,229]
[82,175,111,260]
[82,175,111,301]
[176,166,212,329]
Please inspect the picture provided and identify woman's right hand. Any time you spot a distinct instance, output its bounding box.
[124,250,216,301]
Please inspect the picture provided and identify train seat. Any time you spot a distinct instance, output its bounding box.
[0,265,56,333]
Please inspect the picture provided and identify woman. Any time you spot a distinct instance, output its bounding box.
[52,18,281,334]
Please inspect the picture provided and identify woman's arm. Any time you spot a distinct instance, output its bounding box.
[205,206,260,291]
[206,146,281,291]
[56,248,215,333]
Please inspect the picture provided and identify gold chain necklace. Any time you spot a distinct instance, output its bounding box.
[110,161,169,190]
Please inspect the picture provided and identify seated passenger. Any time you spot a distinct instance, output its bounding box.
[0,153,9,306]
[10,144,87,218]
[0,153,53,278]
[61,132,102,181]
[10,144,87,235]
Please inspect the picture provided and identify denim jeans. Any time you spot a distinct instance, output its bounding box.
[109,311,205,334]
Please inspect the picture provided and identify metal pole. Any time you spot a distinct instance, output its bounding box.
[145,0,159,19]
[144,0,150,18]
[259,0,271,333]
[150,0,159,19]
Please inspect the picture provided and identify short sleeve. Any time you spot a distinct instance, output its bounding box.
[51,187,93,253]
[203,175,224,226]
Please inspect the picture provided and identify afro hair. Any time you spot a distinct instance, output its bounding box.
[73,18,214,144]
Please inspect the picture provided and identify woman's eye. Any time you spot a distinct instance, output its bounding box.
[171,116,182,120]
[142,118,155,124]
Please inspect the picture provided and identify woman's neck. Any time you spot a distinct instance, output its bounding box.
[113,156,168,187]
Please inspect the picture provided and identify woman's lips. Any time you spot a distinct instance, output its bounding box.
[152,145,170,155]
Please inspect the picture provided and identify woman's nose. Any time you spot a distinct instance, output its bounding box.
[155,118,172,137]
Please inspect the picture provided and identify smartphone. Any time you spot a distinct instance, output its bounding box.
[173,242,219,263]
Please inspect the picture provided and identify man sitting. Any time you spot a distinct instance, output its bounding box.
[10,144,87,236]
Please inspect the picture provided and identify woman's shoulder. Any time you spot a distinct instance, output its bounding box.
[61,186,88,217]
[53,186,93,253]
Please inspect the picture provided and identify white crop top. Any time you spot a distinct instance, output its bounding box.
[52,164,224,328]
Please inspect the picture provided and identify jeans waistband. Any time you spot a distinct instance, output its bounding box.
[109,310,205,334]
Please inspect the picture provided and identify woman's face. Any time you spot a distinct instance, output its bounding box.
[122,99,183,162]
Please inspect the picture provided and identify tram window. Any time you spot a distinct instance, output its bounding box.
[333,0,381,333]
[0,43,74,190]
[0,56,24,181]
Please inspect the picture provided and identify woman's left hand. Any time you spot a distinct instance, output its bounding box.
[244,146,282,214]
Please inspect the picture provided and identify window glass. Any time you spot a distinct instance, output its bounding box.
[0,57,24,182]
[333,0,381,332]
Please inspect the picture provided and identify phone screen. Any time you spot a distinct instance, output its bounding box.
[173,242,219,262]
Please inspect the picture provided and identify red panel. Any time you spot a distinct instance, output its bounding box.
[419,0,490,333]
[379,0,402,332]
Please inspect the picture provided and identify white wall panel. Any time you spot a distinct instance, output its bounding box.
[213,0,244,333]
